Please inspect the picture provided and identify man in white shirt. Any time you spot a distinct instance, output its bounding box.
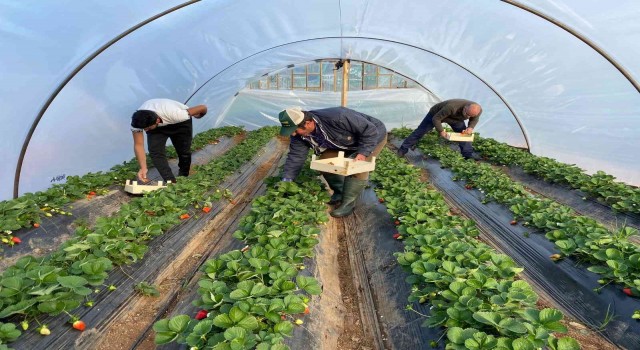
[131,98,207,183]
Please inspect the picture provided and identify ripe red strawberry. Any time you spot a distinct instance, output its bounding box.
[394,220,400,226]
[202,207,211,213]
[88,191,96,196]
[304,306,310,315]
[623,288,633,296]
[11,237,21,244]
[33,223,40,228]
[378,198,385,203]
[393,233,402,239]
[510,220,517,225]
[179,213,190,220]
[465,184,473,190]
[72,320,86,331]
[195,310,208,320]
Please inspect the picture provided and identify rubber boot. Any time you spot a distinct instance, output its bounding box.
[330,177,368,218]
[323,173,345,205]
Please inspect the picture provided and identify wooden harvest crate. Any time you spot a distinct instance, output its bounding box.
[124,180,168,194]
[448,132,475,142]
[310,151,376,176]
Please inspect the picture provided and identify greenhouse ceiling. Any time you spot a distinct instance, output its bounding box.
[1,0,639,200]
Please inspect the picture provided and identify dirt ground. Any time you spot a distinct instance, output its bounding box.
[335,223,374,350]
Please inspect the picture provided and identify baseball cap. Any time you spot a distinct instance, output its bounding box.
[278,107,305,136]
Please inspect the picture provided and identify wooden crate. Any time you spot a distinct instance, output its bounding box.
[124,180,168,194]
[310,151,376,176]
[448,132,475,142]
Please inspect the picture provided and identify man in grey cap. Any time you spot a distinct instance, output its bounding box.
[397,99,482,159]
[279,106,387,218]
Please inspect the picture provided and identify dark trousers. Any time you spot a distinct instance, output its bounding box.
[146,119,193,181]
[399,113,473,158]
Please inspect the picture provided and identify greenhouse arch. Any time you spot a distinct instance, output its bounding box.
[2,1,640,350]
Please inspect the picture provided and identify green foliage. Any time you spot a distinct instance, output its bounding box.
[0,127,275,344]
[0,126,245,236]
[472,136,640,214]
[399,128,640,316]
[371,147,580,349]
[135,282,160,297]
[153,159,328,349]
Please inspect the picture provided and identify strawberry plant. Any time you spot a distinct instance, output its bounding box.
[0,126,245,237]
[472,135,640,214]
[370,148,580,349]
[0,127,277,346]
[397,128,640,321]
[154,162,327,350]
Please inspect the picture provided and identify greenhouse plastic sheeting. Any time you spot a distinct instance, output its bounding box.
[1,0,639,200]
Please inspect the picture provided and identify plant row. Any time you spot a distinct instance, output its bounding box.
[153,164,329,350]
[0,127,274,348]
[398,129,640,320]
[473,136,640,214]
[0,126,245,239]
[370,148,580,350]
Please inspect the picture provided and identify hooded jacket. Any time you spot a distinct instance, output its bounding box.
[282,107,386,180]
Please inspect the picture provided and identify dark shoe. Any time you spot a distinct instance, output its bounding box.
[463,154,481,161]
[397,148,407,158]
[330,178,368,217]
[323,173,345,205]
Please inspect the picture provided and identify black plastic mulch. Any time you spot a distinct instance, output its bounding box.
[501,166,640,231]
[345,187,444,350]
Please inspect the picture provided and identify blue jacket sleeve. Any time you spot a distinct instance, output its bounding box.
[282,136,311,180]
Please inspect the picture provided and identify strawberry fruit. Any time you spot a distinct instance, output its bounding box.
[378,198,384,203]
[394,220,400,226]
[510,220,517,225]
[11,237,21,244]
[202,207,211,213]
[195,310,208,320]
[33,223,40,228]
[72,320,86,331]
[39,326,50,336]
[623,288,633,297]
[179,213,190,220]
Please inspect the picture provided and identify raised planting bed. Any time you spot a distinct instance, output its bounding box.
[370,148,582,350]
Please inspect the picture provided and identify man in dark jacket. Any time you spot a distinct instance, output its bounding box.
[397,99,481,159]
[279,106,387,217]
